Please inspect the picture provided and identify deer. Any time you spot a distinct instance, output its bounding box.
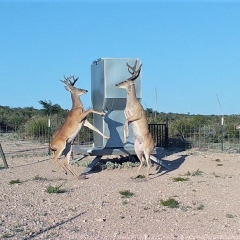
[115,60,156,180]
[50,75,110,177]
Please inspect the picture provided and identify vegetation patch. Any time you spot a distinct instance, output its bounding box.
[33,175,48,181]
[181,205,192,212]
[226,213,235,218]
[136,174,145,179]
[119,190,134,198]
[184,169,204,177]
[122,199,129,205]
[191,169,204,176]
[197,204,204,210]
[100,158,140,170]
[160,198,179,208]
[9,179,22,185]
[172,177,189,182]
[45,184,66,194]
[1,233,14,238]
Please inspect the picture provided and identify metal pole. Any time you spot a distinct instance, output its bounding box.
[0,143,8,169]
[48,118,51,155]
[165,118,168,149]
[221,116,224,151]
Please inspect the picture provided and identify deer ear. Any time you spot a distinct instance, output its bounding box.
[65,86,71,92]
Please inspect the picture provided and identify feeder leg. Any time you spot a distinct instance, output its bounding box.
[83,156,102,174]
[150,155,171,170]
[71,155,87,165]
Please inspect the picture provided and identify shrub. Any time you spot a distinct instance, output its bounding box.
[160,198,179,208]
[119,190,134,198]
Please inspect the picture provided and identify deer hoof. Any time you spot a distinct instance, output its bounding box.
[78,174,88,180]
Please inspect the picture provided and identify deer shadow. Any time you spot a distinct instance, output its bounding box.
[103,111,133,155]
[152,148,188,178]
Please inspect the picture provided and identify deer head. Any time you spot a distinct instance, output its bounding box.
[60,75,88,96]
[115,60,142,89]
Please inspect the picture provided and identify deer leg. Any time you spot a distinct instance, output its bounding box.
[134,138,145,178]
[123,109,133,143]
[123,120,129,143]
[83,119,110,139]
[143,151,152,180]
[51,141,68,175]
[90,110,106,116]
[63,143,77,176]
[75,109,105,123]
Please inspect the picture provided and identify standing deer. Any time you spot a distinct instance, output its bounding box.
[50,75,110,176]
[51,77,79,153]
[115,61,155,179]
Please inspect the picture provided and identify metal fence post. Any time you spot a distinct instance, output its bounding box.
[221,116,224,151]
[48,118,51,155]
[0,143,8,169]
[165,118,169,148]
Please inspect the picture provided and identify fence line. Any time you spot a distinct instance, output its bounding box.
[0,125,94,145]
[1,124,240,153]
[170,125,240,152]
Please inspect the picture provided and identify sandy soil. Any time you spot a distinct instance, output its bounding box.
[1,137,240,240]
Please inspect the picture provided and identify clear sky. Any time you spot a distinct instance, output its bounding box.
[1,0,240,115]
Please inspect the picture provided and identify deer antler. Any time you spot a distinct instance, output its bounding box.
[69,76,79,86]
[60,75,79,91]
[126,60,142,80]
[60,75,74,86]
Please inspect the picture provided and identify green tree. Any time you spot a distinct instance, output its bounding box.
[38,100,62,116]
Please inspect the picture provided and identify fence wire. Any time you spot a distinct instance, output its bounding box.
[170,125,240,153]
[1,124,240,153]
[0,125,94,145]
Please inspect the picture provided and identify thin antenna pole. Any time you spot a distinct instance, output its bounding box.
[216,94,222,115]
[155,87,157,119]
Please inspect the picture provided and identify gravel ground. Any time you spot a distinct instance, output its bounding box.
[1,137,240,239]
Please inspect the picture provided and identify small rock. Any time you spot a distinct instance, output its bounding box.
[95,218,106,222]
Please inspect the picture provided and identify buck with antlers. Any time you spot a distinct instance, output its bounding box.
[50,75,110,176]
[115,61,156,179]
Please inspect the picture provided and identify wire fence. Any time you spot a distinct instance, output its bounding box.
[0,125,94,146]
[1,124,240,153]
[170,124,240,153]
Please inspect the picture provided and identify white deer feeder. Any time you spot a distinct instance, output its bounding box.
[73,58,167,174]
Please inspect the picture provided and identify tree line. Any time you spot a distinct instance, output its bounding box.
[1,102,240,140]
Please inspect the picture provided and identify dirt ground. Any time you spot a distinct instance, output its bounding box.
[1,137,240,239]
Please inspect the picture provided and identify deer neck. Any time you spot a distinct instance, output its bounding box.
[126,84,138,104]
[71,93,84,110]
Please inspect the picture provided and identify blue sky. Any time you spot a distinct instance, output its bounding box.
[1,0,240,115]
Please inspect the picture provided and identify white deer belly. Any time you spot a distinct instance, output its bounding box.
[67,121,84,143]
[131,121,143,143]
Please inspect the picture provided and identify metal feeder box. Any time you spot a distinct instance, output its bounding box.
[91,58,141,148]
